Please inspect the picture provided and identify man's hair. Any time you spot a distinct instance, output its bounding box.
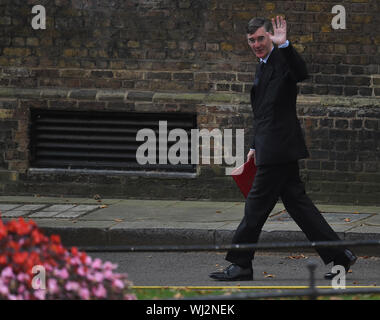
[246,17,273,34]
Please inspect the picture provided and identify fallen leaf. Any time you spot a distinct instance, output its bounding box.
[344,218,351,222]
[215,210,222,213]
[287,254,308,260]
[263,271,275,278]
[99,205,108,208]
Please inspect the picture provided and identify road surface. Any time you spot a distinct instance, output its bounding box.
[88,250,380,288]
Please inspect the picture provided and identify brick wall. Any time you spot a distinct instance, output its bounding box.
[1,0,379,96]
[297,96,380,204]
[0,0,379,204]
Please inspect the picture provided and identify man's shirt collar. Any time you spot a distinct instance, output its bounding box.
[260,40,290,63]
[259,46,274,64]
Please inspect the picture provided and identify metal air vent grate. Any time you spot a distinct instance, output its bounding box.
[30,109,197,173]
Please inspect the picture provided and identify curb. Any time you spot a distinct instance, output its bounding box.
[40,226,380,257]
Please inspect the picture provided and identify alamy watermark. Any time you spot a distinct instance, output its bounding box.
[31,5,46,30]
[331,265,346,289]
[331,5,346,30]
[32,4,347,31]
[136,121,245,175]
[31,265,46,290]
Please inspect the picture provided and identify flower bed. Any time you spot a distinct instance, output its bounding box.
[0,217,136,300]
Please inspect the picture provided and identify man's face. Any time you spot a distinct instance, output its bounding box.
[247,26,273,59]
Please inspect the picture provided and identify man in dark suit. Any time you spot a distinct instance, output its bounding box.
[210,16,356,281]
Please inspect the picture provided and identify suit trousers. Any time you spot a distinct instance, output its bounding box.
[226,161,346,268]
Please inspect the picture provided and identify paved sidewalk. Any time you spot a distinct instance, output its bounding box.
[0,196,379,255]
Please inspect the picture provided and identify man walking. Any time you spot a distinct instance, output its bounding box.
[209,16,356,281]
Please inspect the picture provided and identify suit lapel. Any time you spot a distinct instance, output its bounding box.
[254,64,273,109]
[257,64,272,93]
[253,48,278,109]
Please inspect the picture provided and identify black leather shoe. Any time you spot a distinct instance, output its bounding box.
[209,264,253,281]
[324,249,357,280]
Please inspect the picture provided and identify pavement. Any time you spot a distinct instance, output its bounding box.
[0,195,379,255]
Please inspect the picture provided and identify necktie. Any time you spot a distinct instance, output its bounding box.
[253,61,264,87]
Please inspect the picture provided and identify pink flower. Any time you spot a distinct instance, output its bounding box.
[86,273,95,282]
[94,272,104,282]
[17,272,30,282]
[77,266,86,277]
[34,289,46,300]
[1,266,14,279]
[0,281,9,296]
[48,278,59,294]
[0,218,134,300]
[93,284,106,299]
[44,264,53,272]
[69,256,81,266]
[103,261,117,270]
[92,258,102,269]
[17,284,26,294]
[65,281,80,292]
[112,279,124,290]
[104,269,114,280]
[85,256,92,266]
[53,268,69,280]
[79,287,90,300]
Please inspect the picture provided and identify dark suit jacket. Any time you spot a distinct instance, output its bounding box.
[250,42,309,166]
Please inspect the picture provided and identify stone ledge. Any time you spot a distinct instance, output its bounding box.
[320,96,380,108]
[0,87,379,108]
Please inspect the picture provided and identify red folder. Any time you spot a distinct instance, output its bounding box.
[231,157,257,198]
